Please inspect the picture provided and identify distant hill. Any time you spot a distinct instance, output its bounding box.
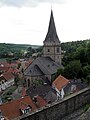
[0,39,90,59]
[0,43,40,52]
[0,43,41,59]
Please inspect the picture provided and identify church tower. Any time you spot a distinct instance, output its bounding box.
[43,10,61,65]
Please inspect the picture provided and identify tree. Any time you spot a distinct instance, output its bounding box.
[86,41,90,64]
[74,47,87,65]
[83,65,90,78]
[54,68,64,80]
[86,75,90,85]
[64,60,82,79]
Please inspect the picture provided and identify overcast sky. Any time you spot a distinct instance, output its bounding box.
[0,0,90,45]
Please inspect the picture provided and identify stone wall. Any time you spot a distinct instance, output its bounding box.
[77,108,90,120]
[17,87,90,120]
[43,45,61,65]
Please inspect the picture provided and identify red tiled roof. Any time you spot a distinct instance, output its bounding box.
[0,96,37,119]
[7,68,19,75]
[0,66,9,73]
[19,101,29,110]
[37,96,47,107]
[33,95,47,108]
[0,62,18,68]
[0,63,10,67]
[53,75,69,91]
[10,63,18,68]
[2,72,14,81]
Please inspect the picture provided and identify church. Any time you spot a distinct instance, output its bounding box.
[24,10,62,87]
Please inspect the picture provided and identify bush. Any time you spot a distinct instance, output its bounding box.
[83,103,90,112]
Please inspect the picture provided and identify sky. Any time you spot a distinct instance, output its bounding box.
[0,0,90,45]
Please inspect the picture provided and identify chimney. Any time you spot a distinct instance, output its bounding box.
[33,96,37,103]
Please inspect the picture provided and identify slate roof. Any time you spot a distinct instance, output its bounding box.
[33,95,47,108]
[64,79,88,94]
[26,84,56,99]
[44,90,57,103]
[44,10,60,43]
[24,57,61,76]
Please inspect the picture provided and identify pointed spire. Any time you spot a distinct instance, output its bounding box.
[44,9,60,43]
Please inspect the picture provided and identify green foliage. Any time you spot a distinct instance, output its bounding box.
[62,40,90,65]
[36,46,43,53]
[83,65,90,77]
[2,86,16,102]
[0,43,41,59]
[86,75,90,84]
[83,103,90,112]
[64,60,82,79]
[33,79,43,86]
[54,68,64,80]
[61,40,90,84]
[74,46,87,64]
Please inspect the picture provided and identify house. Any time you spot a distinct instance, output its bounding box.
[26,83,57,103]
[0,72,14,92]
[0,62,19,74]
[0,96,37,120]
[64,79,88,94]
[52,75,69,99]
[44,90,57,103]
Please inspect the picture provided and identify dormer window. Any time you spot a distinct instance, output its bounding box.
[2,81,4,84]
[23,106,32,114]
[20,105,32,114]
[20,104,32,114]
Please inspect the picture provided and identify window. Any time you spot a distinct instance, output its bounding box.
[2,81,4,84]
[48,49,50,52]
[21,106,32,114]
[57,48,59,53]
